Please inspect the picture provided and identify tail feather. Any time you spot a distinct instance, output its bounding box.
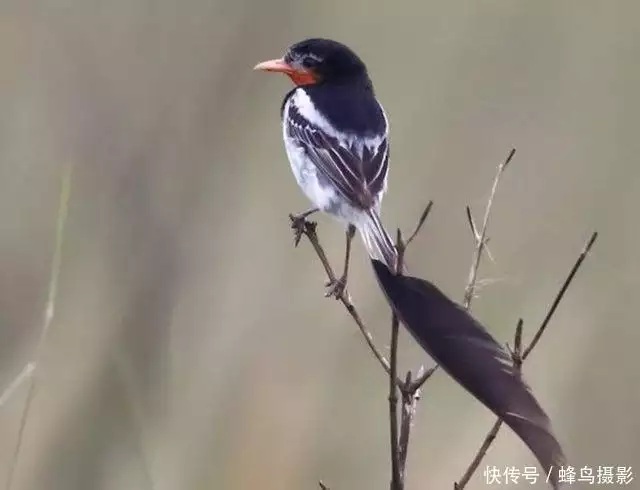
[371,260,567,488]
[359,210,398,271]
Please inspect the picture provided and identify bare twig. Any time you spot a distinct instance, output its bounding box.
[513,320,524,368]
[456,421,500,490]
[399,368,422,476]
[397,201,437,395]
[292,200,435,392]
[388,228,410,490]
[405,200,434,247]
[465,206,481,245]
[298,202,435,490]
[523,231,598,360]
[455,232,598,488]
[389,205,436,488]
[410,151,515,394]
[398,371,413,473]
[463,148,515,309]
[454,319,523,489]
[290,216,404,387]
[466,206,495,263]
[6,165,73,490]
[389,306,401,490]
[407,364,438,393]
[294,204,435,490]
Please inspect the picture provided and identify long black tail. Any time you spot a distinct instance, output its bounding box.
[372,260,566,489]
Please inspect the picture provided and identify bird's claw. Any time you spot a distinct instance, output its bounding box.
[289,213,314,247]
[325,275,347,299]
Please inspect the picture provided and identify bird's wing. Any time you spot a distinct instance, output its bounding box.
[285,101,388,210]
[371,260,567,489]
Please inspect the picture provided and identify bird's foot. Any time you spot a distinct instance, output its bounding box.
[289,213,316,247]
[325,274,348,299]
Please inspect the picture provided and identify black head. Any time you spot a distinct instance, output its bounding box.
[254,38,371,87]
[284,38,369,83]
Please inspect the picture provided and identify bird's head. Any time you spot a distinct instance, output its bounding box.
[254,38,369,87]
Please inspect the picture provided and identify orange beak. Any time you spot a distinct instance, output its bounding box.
[253,58,316,86]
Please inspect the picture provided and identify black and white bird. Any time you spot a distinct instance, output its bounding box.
[255,38,396,296]
[255,38,567,488]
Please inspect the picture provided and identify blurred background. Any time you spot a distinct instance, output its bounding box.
[0,1,638,489]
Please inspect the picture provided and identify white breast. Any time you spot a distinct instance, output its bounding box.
[282,101,338,212]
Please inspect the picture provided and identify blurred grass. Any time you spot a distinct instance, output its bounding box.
[5,164,72,489]
[0,1,638,489]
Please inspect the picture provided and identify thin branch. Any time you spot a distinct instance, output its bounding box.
[388,229,408,490]
[291,202,436,391]
[398,371,413,473]
[455,231,598,488]
[293,203,436,490]
[389,205,437,487]
[318,481,330,490]
[389,308,401,490]
[6,165,73,490]
[406,201,434,247]
[398,368,422,476]
[523,231,598,359]
[513,320,524,368]
[399,202,437,394]
[463,148,515,309]
[455,319,523,489]
[465,206,480,243]
[410,151,515,393]
[455,420,501,490]
[407,365,438,393]
[290,216,403,387]
[466,206,495,263]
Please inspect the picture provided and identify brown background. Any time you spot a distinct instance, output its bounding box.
[0,1,638,489]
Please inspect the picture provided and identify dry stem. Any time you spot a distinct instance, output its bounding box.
[290,215,405,387]
[295,202,433,490]
[410,149,514,393]
[5,165,72,490]
[0,364,36,408]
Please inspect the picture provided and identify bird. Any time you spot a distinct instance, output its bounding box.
[255,38,566,488]
[254,38,397,297]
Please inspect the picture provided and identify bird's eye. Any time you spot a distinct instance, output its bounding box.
[302,55,322,68]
